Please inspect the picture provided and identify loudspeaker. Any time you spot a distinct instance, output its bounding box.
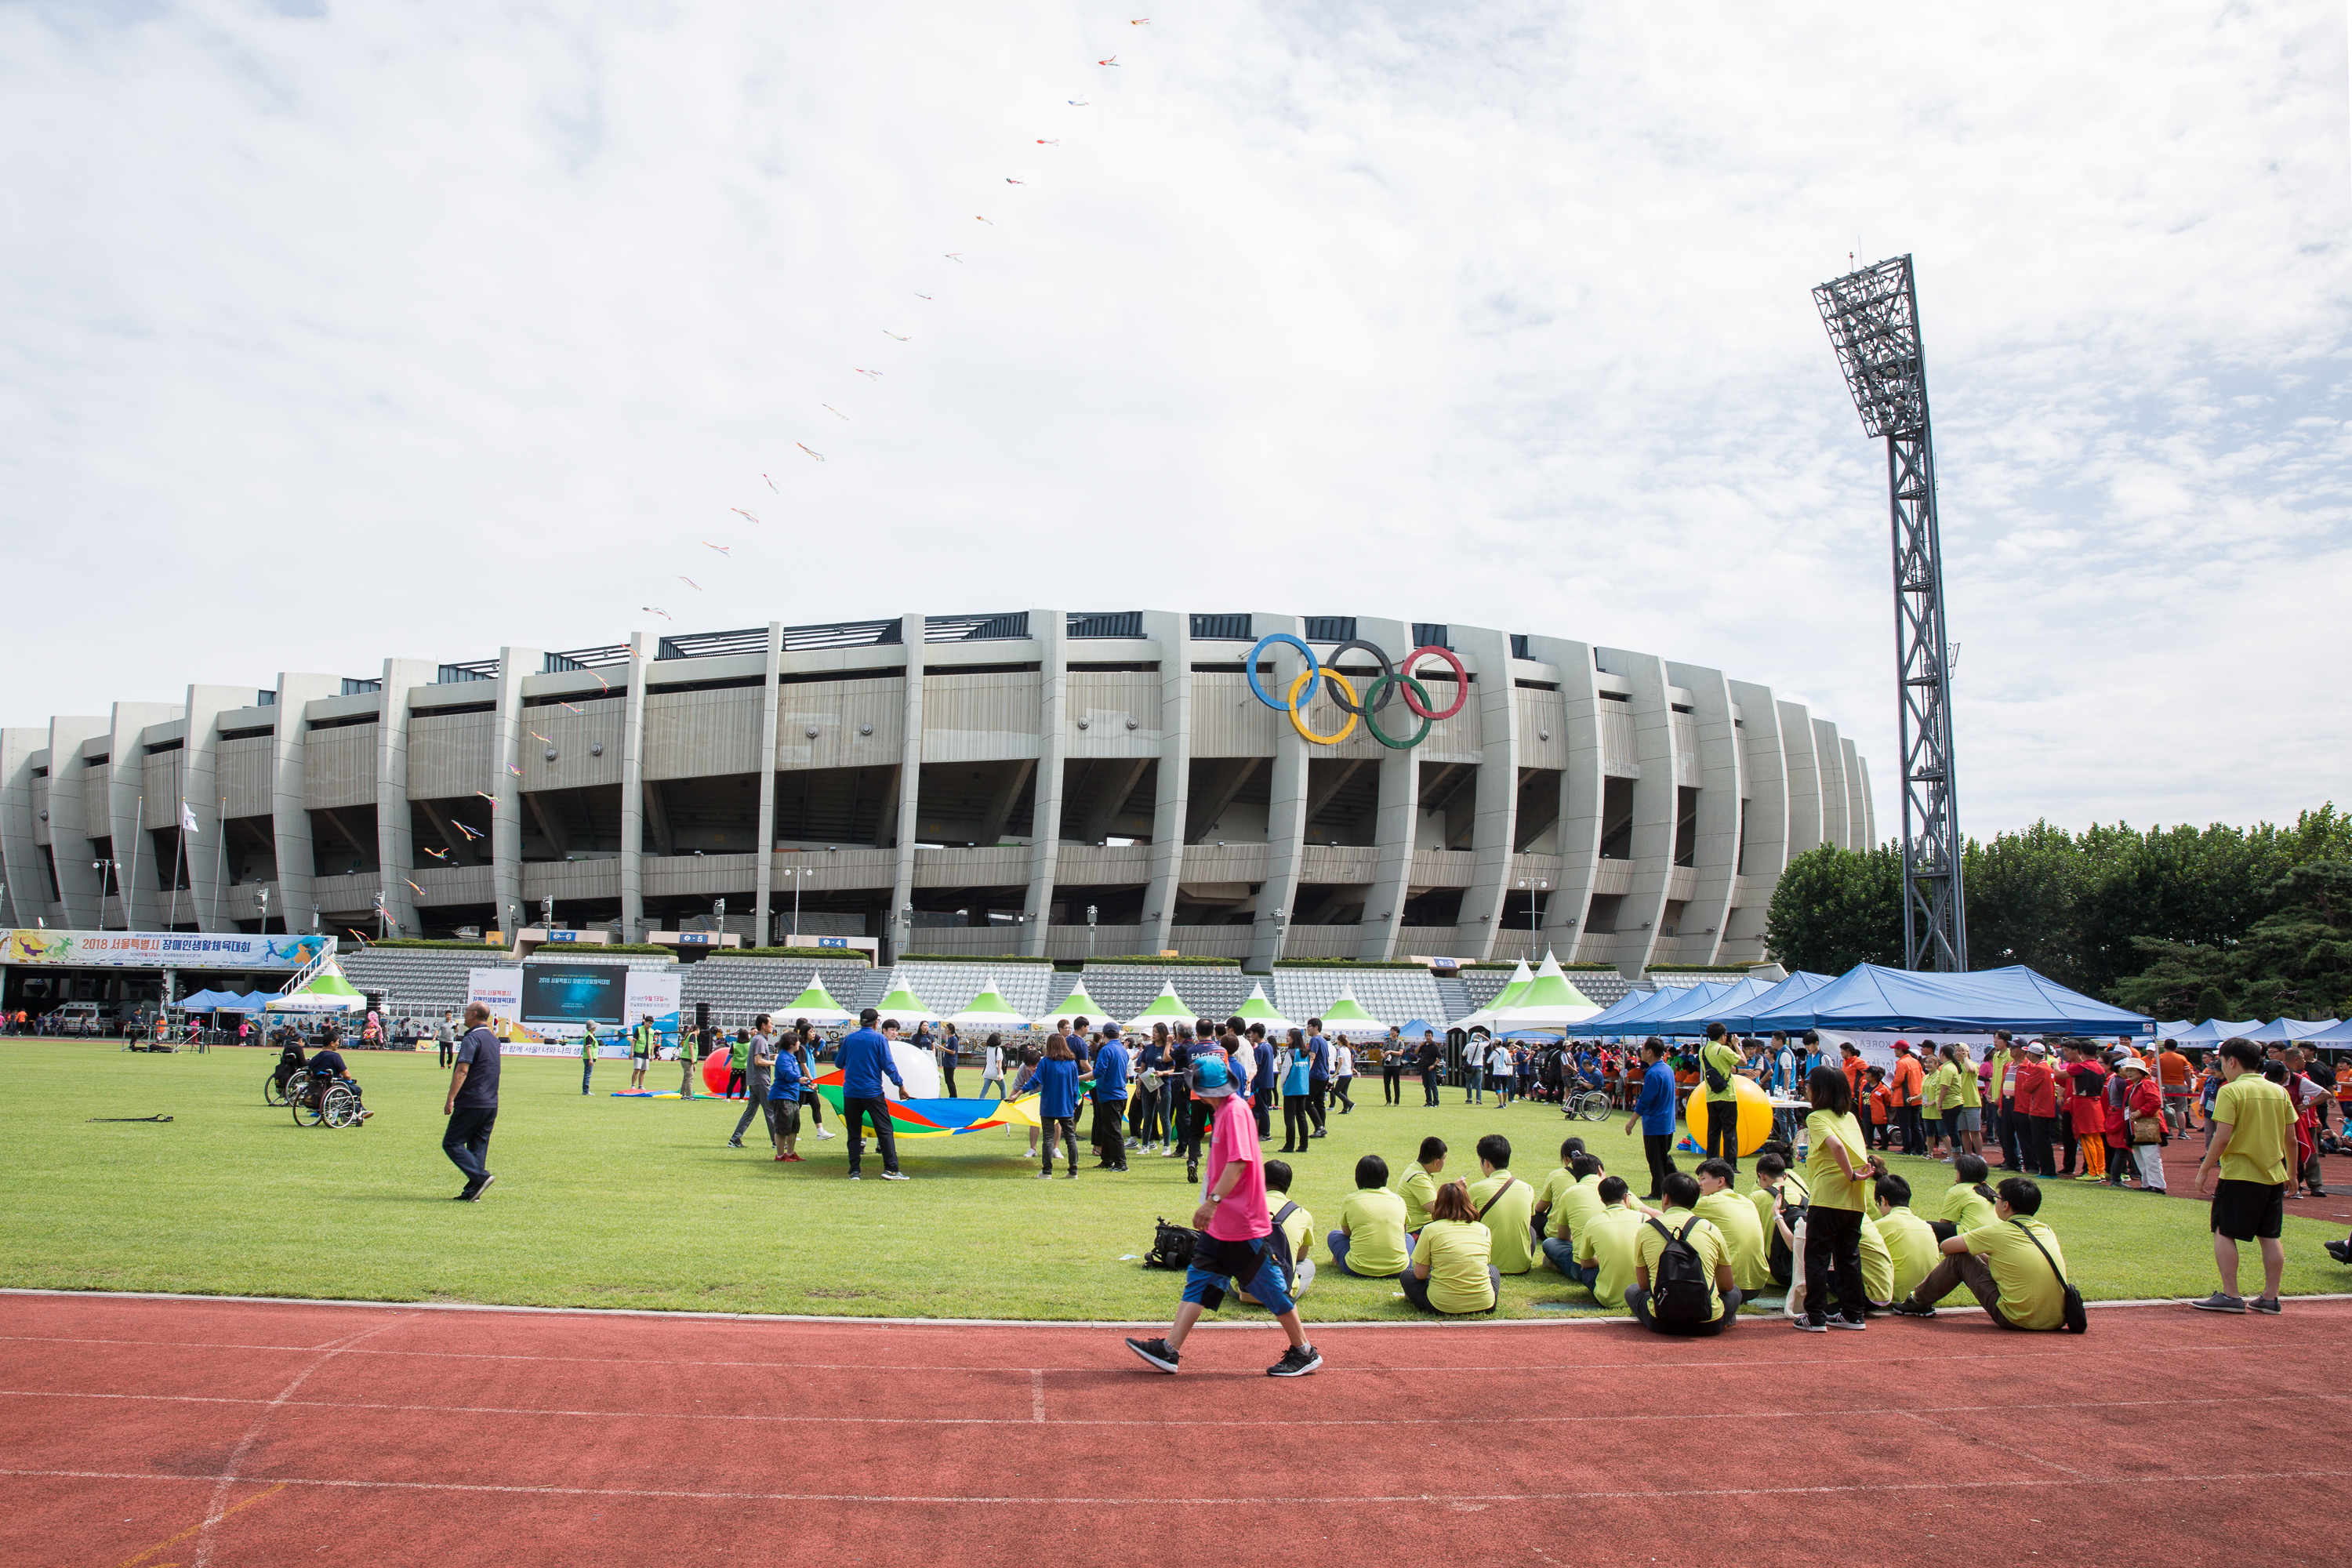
[365,992,383,1014]
[695,1002,710,1033]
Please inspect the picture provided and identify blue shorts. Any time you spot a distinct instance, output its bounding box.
[1181,1236,1295,1316]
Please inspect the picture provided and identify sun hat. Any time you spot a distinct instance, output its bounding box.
[1189,1054,1238,1099]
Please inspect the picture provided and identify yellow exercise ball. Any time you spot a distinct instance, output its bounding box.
[1684,1077,1777,1157]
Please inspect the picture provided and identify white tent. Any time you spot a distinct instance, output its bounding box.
[1488,953,1603,1028]
[946,976,1031,1029]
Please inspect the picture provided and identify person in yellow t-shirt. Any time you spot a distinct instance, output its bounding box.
[1872,1173,1941,1305]
[1797,1063,1884,1332]
[1571,1177,1648,1306]
[1629,1171,1740,1335]
[1403,1181,1500,1315]
[1892,1176,2071,1330]
[1697,1023,1746,1171]
[1529,1137,1590,1245]
[1694,1158,1773,1296]
[1328,1153,1411,1279]
[1943,1041,1984,1160]
[1539,1155,1610,1276]
[1468,1134,1535,1275]
[1747,1145,1808,1290]
[2194,1038,2296,1312]
[1933,1152,2000,1241]
[1396,1136,1447,1234]
[1238,1160,1314,1303]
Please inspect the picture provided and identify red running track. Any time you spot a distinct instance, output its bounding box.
[1,1291,2343,1568]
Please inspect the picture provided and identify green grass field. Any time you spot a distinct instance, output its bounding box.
[3,1040,2345,1320]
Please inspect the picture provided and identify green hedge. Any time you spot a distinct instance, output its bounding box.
[1273,959,1432,970]
[1461,960,1619,971]
[1645,963,1757,973]
[896,953,1053,964]
[365,939,510,952]
[1086,955,1241,967]
[711,948,873,964]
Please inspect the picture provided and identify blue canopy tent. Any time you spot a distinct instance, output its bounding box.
[174,989,242,1011]
[2300,1023,2352,1047]
[1645,978,1780,1036]
[1749,964,2157,1037]
[2170,1019,2263,1044]
[234,990,281,1011]
[1396,1018,1443,1039]
[1718,971,1837,1033]
[1562,983,1718,1037]
[2240,1018,2343,1043]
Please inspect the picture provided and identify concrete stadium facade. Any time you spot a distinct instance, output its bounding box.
[0,611,1874,972]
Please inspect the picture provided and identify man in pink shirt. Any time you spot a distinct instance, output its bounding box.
[1126,1054,1323,1377]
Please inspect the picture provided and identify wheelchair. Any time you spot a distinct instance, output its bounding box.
[292,1073,364,1128]
[264,1067,302,1107]
[1568,1087,1613,1122]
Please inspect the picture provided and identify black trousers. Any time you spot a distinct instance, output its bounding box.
[1997,1100,2024,1170]
[1253,1087,1272,1138]
[442,1105,496,1189]
[2025,1114,2057,1177]
[1898,1104,1926,1156]
[1308,1082,1329,1134]
[1383,1065,1403,1104]
[1282,1097,1313,1152]
[842,1096,901,1174]
[940,1065,958,1098]
[1802,1205,1866,1324]
[1177,1099,1210,1163]
[1091,1098,1126,1167]
[1421,1070,1440,1107]
[1630,1285,1741,1337]
[1642,1132,1676,1197]
[1701,1100,1740,1170]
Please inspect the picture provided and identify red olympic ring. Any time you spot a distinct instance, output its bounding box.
[1399,644,1468,720]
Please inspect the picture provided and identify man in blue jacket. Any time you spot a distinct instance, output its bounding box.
[1307,1018,1332,1138]
[1622,1038,1679,1202]
[837,1008,909,1181]
[1250,1025,1276,1140]
[1091,1022,1131,1171]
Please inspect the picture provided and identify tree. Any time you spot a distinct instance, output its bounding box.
[1762,844,1903,975]
[2108,862,2352,1022]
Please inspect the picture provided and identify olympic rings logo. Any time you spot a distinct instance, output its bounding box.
[1243,633,1468,750]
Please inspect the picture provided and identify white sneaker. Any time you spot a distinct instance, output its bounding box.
[818,1128,836,1139]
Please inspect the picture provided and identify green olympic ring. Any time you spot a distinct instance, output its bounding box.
[1361,674,1433,750]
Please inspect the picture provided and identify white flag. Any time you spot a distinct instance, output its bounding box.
[180,802,198,834]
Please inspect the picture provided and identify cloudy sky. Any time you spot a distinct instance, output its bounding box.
[2,0,2345,839]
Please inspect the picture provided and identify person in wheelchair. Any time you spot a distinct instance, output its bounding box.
[306,1031,373,1123]
[274,1035,309,1094]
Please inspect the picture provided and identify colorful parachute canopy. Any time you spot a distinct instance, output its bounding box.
[808,1068,1040,1136]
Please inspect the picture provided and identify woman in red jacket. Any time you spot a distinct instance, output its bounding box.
[2116,1056,2168,1192]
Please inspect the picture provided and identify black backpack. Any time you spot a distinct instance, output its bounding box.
[1142,1218,1196,1271]
[1702,1046,1731,1094]
[1644,1216,1715,1326]
[1263,1201,1302,1292]
[2011,1219,2089,1334]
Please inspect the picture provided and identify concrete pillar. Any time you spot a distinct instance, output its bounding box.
[265,675,338,935]
[45,717,109,928]
[619,633,651,940]
[1020,608,1067,957]
[1246,612,1311,971]
[1813,719,1850,849]
[1842,737,1870,851]
[1138,609,1190,954]
[103,702,182,929]
[1354,616,1418,963]
[752,621,783,942]
[1664,663,1742,966]
[1603,650,1681,974]
[0,728,45,928]
[886,613,925,962]
[490,645,544,936]
[178,684,267,932]
[1779,700,1824,856]
[1452,626,1519,960]
[1722,681,1791,965]
[375,659,437,938]
[1530,636,1602,960]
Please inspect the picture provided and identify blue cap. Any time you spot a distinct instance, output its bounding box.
[1189,1054,1237,1098]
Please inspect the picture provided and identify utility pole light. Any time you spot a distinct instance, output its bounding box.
[1815,254,1966,972]
[1086,904,1098,961]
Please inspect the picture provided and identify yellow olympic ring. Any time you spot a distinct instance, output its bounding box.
[1287,667,1359,746]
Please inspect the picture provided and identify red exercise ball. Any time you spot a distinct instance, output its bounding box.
[701,1049,731,1095]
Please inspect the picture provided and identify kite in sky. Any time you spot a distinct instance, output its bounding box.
[914,292,933,299]
[474,792,499,809]
[702,542,731,556]
[824,404,850,419]
[453,820,486,840]
[422,846,452,861]
[1098,55,1119,65]
[731,507,760,524]
[798,443,826,460]
[945,252,965,261]
[528,731,551,745]
[1037,139,1058,145]
[1005,178,1025,185]
[855,368,884,379]
[975,215,993,224]
[678,576,702,591]
[764,473,779,492]
[644,605,673,620]
[405,878,426,895]
[1069,99,1088,105]
[884,331,909,341]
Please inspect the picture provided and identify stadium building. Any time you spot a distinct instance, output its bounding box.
[0,611,1873,972]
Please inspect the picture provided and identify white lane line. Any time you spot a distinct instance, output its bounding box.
[5,1388,2335,1429]
[0,1335,2282,1376]
[187,1314,412,1568]
[4,1465,2346,1506]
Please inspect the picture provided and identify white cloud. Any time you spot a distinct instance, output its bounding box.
[0,0,2344,838]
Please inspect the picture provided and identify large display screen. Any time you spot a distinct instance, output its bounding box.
[519,964,627,1026]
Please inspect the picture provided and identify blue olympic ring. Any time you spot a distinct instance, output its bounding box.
[1244,633,1321,711]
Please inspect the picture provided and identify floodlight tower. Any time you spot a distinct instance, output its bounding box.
[1813,254,1967,972]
